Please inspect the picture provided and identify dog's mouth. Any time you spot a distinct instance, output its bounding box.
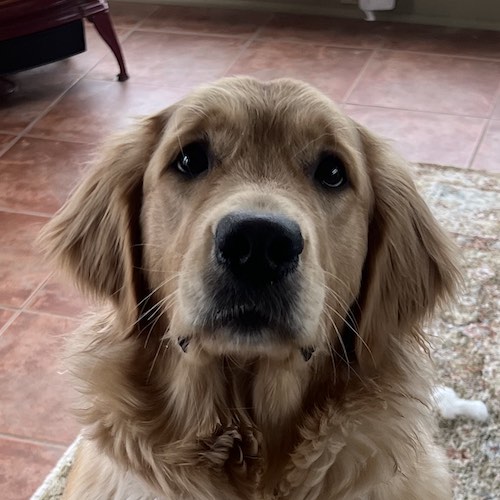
[177,330,316,361]
[196,296,293,339]
[211,306,273,331]
[195,266,301,338]
[177,269,319,361]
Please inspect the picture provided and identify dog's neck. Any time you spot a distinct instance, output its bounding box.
[163,347,313,486]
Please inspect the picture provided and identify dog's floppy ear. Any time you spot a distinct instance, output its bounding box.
[354,125,460,367]
[39,114,167,325]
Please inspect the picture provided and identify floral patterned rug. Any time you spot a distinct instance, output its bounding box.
[31,164,499,500]
[414,164,499,500]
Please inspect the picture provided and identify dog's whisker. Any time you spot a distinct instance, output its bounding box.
[146,289,183,339]
[321,270,362,310]
[147,336,165,382]
[134,286,182,351]
[322,298,375,365]
[321,305,365,386]
[311,277,374,364]
[144,297,170,321]
[318,323,337,385]
[316,274,359,316]
[136,274,179,309]
[121,273,183,333]
[299,275,366,363]
[300,273,355,320]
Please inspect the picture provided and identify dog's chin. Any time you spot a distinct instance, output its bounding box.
[201,329,295,359]
[182,306,301,358]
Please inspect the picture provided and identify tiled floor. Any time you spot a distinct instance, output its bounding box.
[0,3,499,498]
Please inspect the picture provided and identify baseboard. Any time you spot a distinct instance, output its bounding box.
[111,0,500,31]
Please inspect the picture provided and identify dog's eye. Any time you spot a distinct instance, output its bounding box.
[314,154,348,189]
[172,142,210,178]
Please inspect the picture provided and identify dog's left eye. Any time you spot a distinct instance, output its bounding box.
[314,154,348,189]
[172,141,210,178]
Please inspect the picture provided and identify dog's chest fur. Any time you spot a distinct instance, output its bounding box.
[71,318,444,500]
[75,327,314,498]
[164,355,309,496]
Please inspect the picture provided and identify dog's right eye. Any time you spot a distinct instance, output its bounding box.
[314,153,348,190]
[172,141,210,178]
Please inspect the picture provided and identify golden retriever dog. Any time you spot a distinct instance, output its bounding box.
[41,77,459,500]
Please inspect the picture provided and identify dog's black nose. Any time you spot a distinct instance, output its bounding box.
[215,211,304,284]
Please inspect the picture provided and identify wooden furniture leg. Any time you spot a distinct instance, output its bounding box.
[0,76,18,96]
[87,11,128,81]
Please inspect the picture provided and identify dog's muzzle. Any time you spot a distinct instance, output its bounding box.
[195,210,304,336]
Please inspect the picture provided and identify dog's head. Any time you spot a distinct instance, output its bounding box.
[41,77,458,369]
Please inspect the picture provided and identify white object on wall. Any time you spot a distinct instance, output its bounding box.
[359,0,396,21]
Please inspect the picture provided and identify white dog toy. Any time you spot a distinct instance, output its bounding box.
[433,386,489,422]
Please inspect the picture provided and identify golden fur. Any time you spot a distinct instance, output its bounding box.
[41,77,459,499]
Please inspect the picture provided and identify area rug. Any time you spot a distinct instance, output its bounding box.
[31,163,499,500]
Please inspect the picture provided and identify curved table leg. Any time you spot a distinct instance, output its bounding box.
[87,11,129,82]
[0,76,18,96]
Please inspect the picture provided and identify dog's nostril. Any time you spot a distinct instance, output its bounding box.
[220,232,252,265]
[266,235,303,269]
[214,211,303,284]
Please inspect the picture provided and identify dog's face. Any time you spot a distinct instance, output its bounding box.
[42,77,457,369]
[141,79,371,360]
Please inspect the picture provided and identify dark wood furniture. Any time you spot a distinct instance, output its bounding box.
[0,0,128,81]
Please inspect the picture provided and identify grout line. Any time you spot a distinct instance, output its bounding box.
[113,26,252,44]
[16,75,85,139]
[21,307,85,322]
[234,34,378,53]
[252,36,383,52]
[487,79,500,120]
[133,27,254,39]
[21,132,96,146]
[0,133,22,158]
[467,80,500,169]
[259,10,276,33]
[342,49,378,103]
[222,24,268,77]
[376,47,500,63]
[0,292,86,324]
[212,30,500,63]
[0,206,53,218]
[342,102,492,121]
[0,308,22,338]
[112,24,136,44]
[18,274,52,315]
[0,432,69,450]
[0,305,21,313]
[132,4,163,31]
[79,75,192,89]
[467,119,490,170]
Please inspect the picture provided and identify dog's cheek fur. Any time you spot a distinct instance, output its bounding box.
[38,114,168,328]
[354,126,460,368]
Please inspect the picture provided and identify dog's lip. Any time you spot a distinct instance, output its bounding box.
[210,306,272,331]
